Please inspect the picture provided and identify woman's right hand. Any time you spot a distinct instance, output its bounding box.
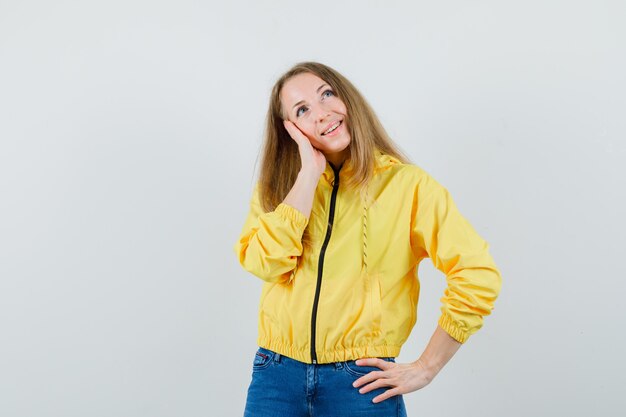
[283,120,326,178]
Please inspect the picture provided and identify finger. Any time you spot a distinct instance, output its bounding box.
[372,387,401,404]
[355,358,381,366]
[357,377,392,394]
[352,370,383,388]
[283,121,309,146]
[283,120,296,137]
[283,120,301,136]
[355,358,394,371]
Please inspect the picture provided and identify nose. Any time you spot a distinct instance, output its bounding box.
[316,106,331,122]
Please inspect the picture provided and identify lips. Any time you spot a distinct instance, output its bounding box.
[321,120,342,135]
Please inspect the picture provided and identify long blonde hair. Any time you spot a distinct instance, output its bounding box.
[257,61,412,248]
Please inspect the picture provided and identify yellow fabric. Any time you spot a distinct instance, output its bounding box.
[233,150,502,364]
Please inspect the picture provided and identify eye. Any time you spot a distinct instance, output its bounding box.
[295,90,334,118]
[296,106,308,117]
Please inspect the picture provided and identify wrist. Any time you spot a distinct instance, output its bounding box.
[413,357,441,381]
[298,168,321,183]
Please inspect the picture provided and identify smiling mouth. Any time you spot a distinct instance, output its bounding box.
[321,120,343,136]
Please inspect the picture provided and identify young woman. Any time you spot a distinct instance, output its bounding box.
[233,62,502,417]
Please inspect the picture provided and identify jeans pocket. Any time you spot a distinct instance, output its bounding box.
[252,347,275,371]
[343,357,395,377]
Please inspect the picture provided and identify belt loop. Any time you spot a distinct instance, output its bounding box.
[334,361,343,370]
[274,352,281,363]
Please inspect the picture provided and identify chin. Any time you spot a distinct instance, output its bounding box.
[319,145,349,154]
[316,138,350,150]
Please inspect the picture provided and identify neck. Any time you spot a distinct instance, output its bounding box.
[325,149,350,169]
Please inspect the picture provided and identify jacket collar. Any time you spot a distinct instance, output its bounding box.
[321,149,399,185]
[321,158,351,184]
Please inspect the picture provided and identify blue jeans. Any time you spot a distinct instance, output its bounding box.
[243,347,408,417]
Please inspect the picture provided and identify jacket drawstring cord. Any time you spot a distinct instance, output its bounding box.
[362,185,369,274]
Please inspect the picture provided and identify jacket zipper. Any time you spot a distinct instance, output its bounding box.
[310,163,341,364]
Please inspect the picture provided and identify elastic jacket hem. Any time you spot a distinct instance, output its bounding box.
[258,336,402,364]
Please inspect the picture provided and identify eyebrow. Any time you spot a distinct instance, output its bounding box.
[291,84,329,110]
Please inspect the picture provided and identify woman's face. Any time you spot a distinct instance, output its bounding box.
[280,72,351,165]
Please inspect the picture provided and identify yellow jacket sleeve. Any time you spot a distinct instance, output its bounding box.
[233,182,309,284]
[411,172,502,343]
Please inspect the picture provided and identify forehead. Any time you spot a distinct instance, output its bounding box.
[281,72,327,105]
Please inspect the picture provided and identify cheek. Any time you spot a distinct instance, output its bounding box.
[335,99,348,115]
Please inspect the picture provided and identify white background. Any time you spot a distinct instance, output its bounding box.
[1,1,624,416]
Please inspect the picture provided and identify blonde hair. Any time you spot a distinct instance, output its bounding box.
[257,61,412,249]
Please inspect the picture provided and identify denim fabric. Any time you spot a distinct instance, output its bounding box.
[243,347,408,417]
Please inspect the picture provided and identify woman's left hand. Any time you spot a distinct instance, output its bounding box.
[351,358,437,403]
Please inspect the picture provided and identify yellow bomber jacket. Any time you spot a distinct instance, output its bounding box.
[233,150,502,364]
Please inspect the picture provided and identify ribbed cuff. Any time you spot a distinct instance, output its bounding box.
[438,312,470,344]
[275,203,309,229]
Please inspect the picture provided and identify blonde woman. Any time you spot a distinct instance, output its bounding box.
[234,62,502,417]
